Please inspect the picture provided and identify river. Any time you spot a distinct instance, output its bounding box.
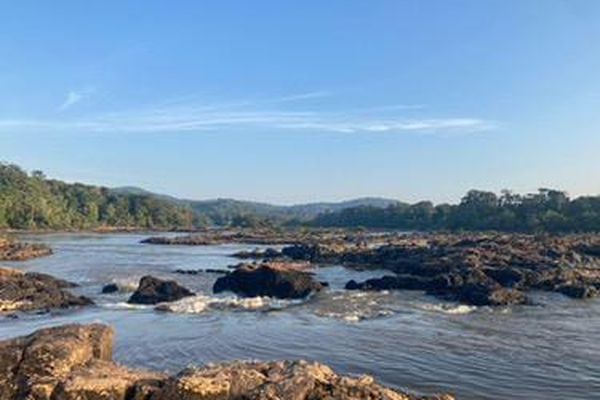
[1,233,598,399]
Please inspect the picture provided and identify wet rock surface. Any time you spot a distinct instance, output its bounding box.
[0,267,93,314]
[128,275,195,305]
[273,233,600,306]
[101,283,120,294]
[0,237,53,261]
[214,262,324,299]
[0,323,454,400]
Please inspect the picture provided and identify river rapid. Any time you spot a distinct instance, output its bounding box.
[1,233,598,399]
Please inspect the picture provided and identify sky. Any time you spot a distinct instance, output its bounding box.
[1,0,600,205]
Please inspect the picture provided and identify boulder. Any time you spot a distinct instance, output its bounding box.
[214,263,324,299]
[101,283,120,294]
[0,267,93,314]
[128,276,195,305]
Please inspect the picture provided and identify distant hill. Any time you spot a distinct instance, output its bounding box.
[111,186,401,224]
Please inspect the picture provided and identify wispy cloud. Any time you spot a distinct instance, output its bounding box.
[58,88,94,111]
[3,92,495,135]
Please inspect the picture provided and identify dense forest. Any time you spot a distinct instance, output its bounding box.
[0,163,196,230]
[3,162,600,233]
[311,189,600,233]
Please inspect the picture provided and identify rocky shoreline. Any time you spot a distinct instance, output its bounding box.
[0,323,454,400]
[0,237,53,261]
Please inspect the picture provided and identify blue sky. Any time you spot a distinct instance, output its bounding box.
[1,1,599,204]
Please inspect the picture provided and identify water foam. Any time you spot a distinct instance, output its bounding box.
[420,303,477,315]
[156,294,302,314]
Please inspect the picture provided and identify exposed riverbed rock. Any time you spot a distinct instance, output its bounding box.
[279,233,600,306]
[0,323,454,400]
[128,275,195,304]
[0,267,93,314]
[213,262,324,299]
[0,237,53,261]
[141,228,299,246]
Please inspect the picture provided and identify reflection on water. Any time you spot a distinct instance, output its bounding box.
[1,233,599,399]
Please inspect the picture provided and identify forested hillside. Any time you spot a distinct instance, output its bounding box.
[0,163,196,230]
[312,189,600,233]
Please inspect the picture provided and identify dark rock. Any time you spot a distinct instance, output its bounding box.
[128,276,195,305]
[557,284,599,299]
[214,263,324,299]
[0,267,93,314]
[233,247,283,260]
[101,283,119,294]
[345,275,432,291]
[445,284,528,306]
[483,267,525,288]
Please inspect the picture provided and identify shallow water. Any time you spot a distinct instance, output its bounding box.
[1,233,599,399]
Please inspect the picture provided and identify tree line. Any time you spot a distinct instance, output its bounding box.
[0,163,197,230]
[311,189,600,233]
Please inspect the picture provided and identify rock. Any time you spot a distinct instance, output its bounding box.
[346,275,432,291]
[281,233,600,306]
[482,267,525,288]
[214,263,324,299]
[0,237,53,261]
[446,284,528,306]
[232,247,283,260]
[128,276,195,305]
[0,324,164,400]
[0,267,93,314]
[157,360,448,400]
[557,284,599,299]
[101,283,119,294]
[174,268,229,275]
[0,323,454,400]
[52,360,165,400]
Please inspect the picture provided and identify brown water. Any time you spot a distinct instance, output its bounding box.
[1,233,599,399]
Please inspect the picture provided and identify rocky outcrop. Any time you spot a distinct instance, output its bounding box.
[0,324,165,400]
[214,262,324,299]
[128,276,195,305]
[0,237,52,261]
[0,323,455,400]
[346,272,529,306]
[280,233,600,306]
[158,360,453,400]
[141,228,298,246]
[0,267,93,314]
